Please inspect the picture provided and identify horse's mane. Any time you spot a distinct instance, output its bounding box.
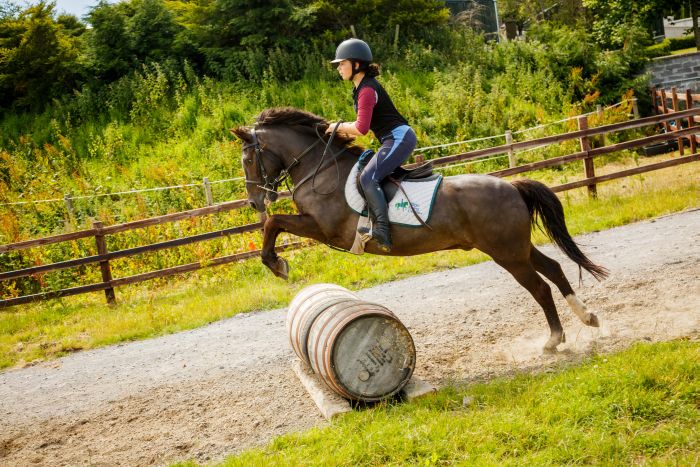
[232,107,363,156]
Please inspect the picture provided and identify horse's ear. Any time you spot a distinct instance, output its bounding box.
[230,126,252,143]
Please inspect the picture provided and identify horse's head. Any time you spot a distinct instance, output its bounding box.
[231,107,359,212]
[230,125,288,212]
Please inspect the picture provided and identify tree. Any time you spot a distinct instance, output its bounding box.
[129,0,182,63]
[86,1,134,81]
[0,1,85,109]
[690,0,700,49]
[583,0,698,50]
[87,0,185,81]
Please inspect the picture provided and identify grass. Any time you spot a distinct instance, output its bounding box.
[181,339,698,466]
[0,152,698,369]
[671,47,699,55]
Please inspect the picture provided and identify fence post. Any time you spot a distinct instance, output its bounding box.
[671,87,684,155]
[650,87,657,115]
[64,193,75,230]
[596,104,607,146]
[394,24,400,50]
[660,89,670,133]
[350,25,357,38]
[93,220,116,305]
[577,115,597,199]
[203,177,213,206]
[505,130,516,168]
[686,89,697,154]
[632,97,640,119]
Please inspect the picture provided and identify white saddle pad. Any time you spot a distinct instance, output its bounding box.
[344,162,442,227]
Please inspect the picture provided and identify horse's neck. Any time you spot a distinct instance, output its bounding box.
[288,140,355,187]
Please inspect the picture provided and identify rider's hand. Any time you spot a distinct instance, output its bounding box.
[325,122,339,135]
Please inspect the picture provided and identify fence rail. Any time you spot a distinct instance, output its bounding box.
[651,86,700,154]
[2,98,699,309]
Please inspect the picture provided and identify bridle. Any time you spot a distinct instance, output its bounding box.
[242,126,320,202]
[241,122,346,202]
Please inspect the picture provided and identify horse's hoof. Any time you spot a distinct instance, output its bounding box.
[586,313,600,328]
[543,332,565,353]
[272,257,289,280]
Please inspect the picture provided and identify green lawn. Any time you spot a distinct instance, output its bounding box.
[176,339,698,466]
[671,47,699,55]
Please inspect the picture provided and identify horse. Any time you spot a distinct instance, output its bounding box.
[231,107,609,352]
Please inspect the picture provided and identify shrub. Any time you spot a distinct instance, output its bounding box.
[647,35,697,58]
[669,35,697,51]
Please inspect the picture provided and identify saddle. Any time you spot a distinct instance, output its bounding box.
[355,150,439,201]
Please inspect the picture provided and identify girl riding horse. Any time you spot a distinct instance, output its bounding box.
[327,38,417,253]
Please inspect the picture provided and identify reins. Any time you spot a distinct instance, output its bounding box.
[309,121,345,196]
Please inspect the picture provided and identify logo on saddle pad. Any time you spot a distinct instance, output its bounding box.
[344,161,441,227]
[394,199,422,215]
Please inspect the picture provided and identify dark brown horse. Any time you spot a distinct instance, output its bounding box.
[232,108,608,351]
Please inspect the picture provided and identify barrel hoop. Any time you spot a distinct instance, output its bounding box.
[295,297,357,364]
[287,289,356,363]
[286,283,355,335]
[309,301,371,389]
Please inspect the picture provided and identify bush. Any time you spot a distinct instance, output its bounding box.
[647,35,697,58]
[668,35,697,51]
[647,40,671,58]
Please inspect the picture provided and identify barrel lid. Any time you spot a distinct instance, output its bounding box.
[330,312,415,401]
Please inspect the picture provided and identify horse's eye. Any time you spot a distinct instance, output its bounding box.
[245,158,253,165]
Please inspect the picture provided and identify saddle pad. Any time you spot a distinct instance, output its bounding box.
[345,162,443,227]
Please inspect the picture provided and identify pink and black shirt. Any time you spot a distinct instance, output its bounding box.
[352,76,408,141]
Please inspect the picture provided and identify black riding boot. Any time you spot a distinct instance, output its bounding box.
[358,182,392,252]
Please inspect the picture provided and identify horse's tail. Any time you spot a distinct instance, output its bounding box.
[512,179,609,281]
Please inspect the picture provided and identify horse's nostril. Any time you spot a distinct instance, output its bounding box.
[249,200,257,210]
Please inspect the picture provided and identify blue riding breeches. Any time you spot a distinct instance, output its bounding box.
[359,125,417,191]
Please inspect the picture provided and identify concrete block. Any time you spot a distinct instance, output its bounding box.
[400,377,438,400]
[293,360,438,420]
[292,360,352,420]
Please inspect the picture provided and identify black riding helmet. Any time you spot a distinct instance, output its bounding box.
[330,38,373,64]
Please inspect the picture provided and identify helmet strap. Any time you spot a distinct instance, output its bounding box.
[349,60,366,80]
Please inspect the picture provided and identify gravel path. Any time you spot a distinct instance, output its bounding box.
[1,209,699,466]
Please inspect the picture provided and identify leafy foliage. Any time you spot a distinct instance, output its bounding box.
[582,0,683,49]
[0,2,85,109]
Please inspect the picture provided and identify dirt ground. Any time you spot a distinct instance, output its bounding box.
[1,209,699,466]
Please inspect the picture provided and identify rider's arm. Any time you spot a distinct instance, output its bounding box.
[327,87,377,136]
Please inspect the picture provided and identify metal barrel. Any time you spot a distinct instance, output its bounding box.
[286,283,359,364]
[287,284,415,402]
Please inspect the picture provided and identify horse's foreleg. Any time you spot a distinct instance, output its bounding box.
[497,259,565,352]
[530,247,599,327]
[261,214,324,280]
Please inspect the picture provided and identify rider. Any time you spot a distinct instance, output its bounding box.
[327,38,417,253]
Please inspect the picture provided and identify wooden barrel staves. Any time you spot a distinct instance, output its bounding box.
[287,284,415,402]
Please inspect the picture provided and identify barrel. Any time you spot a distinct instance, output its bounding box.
[287,284,415,402]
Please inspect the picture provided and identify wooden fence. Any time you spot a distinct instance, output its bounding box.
[2,104,699,309]
[651,86,700,154]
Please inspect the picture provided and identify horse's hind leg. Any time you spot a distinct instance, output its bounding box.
[530,247,599,328]
[495,258,565,352]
